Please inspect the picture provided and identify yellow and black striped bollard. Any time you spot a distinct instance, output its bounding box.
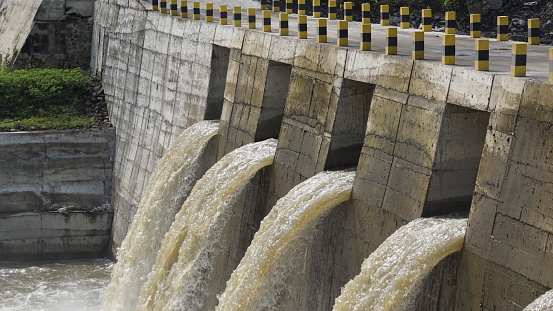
[317,18,327,43]
[528,18,540,45]
[220,5,227,25]
[152,0,159,11]
[262,10,271,32]
[328,0,337,19]
[470,14,481,38]
[344,2,352,21]
[170,0,178,16]
[313,0,321,17]
[421,9,432,31]
[193,2,200,20]
[511,43,527,76]
[260,0,266,10]
[445,11,455,34]
[298,0,306,15]
[160,0,167,13]
[280,12,288,35]
[233,7,241,27]
[380,5,389,26]
[442,34,455,65]
[273,0,280,12]
[205,3,213,22]
[337,20,348,46]
[412,31,424,60]
[386,27,397,55]
[286,0,293,14]
[549,48,553,83]
[362,3,370,24]
[400,7,409,29]
[360,23,371,51]
[180,0,188,18]
[248,8,255,29]
[497,16,509,41]
[475,39,489,71]
[298,15,307,39]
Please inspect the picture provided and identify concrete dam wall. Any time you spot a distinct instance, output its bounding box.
[93,0,553,309]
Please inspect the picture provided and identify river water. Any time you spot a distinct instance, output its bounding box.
[0,259,112,311]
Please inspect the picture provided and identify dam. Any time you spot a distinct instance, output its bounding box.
[3,0,553,309]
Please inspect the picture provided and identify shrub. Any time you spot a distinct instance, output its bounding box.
[0,68,90,119]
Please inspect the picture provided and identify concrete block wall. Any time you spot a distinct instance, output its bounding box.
[93,1,553,309]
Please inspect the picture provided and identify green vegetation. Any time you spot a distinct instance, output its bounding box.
[0,68,96,131]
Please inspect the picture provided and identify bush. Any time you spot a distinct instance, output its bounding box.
[0,68,90,119]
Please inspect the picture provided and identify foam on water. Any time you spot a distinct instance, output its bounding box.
[333,217,467,311]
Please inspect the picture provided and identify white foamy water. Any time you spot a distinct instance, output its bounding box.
[333,217,467,311]
[102,121,219,311]
[217,170,355,311]
[137,139,277,311]
[524,290,553,311]
[0,259,112,311]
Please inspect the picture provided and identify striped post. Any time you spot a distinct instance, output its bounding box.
[386,27,397,55]
[317,18,327,43]
[313,0,321,18]
[298,15,307,39]
[362,3,370,24]
[247,8,256,29]
[193,1,200,20]
[233,7,241,27]
[286,0,293,13]
[549,48,553,83]
[160,0,167,13]
[380,5,389,26]
[152,0,158,11]
[497,16,509,41]
[360,23,371,51]
[180,0,187,18]
[170,0,178,16]
[273,0,280,12]
[344,2,352,21]
[328,0,337,19]
[205,3,213,22]
[262,10,271,32]
[220,5,228,25]
[475,39,489,71]
[260,0,267,10]
[298,0,306,15]
[280,12,289,35]
[528,18,540,45]
[470,14,481,38]
[511,43,527,77]
[421,9,432,31]
[445,11,456,34]
[400,7,409,29]
[412,30,424,60]
[337,20,348,46]
[442,34,455,65]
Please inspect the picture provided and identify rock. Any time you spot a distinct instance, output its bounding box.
[488,0,503,10]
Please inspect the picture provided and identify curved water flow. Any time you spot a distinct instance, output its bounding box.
[524,290,553,311]
[216,170,355,311]
[101,121,219,311]
[137,139,277,311]
[333,217,467,311]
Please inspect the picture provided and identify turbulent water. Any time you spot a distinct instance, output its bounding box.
[137,139,277,311]
[333,217,467,311]
[524,290,553,311]
[0,259,112,311]
[216,171,355,311]
[101,121,219,311]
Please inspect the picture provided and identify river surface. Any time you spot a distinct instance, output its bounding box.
[0,259,112,311]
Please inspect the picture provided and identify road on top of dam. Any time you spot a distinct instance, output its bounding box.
[140,0,553,83]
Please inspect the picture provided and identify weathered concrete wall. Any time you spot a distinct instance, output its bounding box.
[93,1,553,309]
[0,212,112,261]
[0,0,43,64]
[0,129,115,213]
